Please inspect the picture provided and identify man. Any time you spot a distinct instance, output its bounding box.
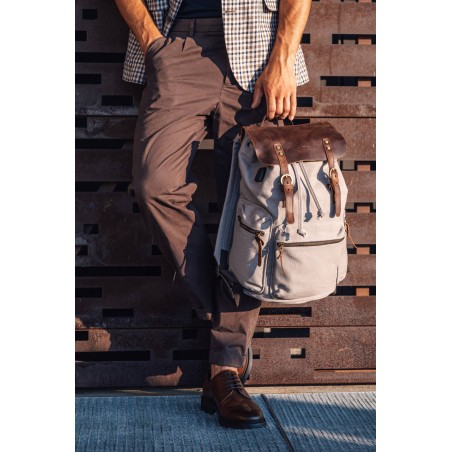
[114,0,311,429]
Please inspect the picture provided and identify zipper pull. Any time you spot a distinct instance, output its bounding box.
[328,167,341,217]
[276,242,286,276]
[344,220,358,249]
[255,233,264,267]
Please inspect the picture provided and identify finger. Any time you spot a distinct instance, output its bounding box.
[266,93,277,120]
[251,82,263,109]
[289,89,297,121]
[275,96,284,119]
[280,96,291,120]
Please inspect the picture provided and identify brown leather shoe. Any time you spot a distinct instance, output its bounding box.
[237,345,253,384]
[201,370,266,429]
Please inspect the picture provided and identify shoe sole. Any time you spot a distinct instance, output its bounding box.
[219,417,267,429]
[200,395,267,429]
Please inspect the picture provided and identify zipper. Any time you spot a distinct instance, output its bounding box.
[299,162,325,218]
[237,215,265,266]
[276,236,345,276]
[277,237,345,248]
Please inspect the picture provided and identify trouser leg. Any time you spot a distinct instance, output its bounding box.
[131,27,226,320]
[133,114,216,320]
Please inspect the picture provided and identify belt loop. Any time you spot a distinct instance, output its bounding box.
[189,18,195,36]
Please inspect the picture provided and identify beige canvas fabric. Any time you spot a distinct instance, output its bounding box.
[218,128,349,304]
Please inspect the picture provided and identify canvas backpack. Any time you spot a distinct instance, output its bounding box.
[214,120,352,304]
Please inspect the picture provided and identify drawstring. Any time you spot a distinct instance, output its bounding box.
[344,220,358,249]
[299,161,325,219]
[292,163,307,237]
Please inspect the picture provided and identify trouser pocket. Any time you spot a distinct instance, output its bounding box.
[228,199,273,293]
[273,234,346,300]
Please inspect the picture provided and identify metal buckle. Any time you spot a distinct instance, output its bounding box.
[280,173,293,186]
[329,167,338,179]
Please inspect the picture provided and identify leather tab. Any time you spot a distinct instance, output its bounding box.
[273,143,295,224]
[322,137,341,217]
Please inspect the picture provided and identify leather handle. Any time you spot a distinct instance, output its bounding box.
[259,115,294,128]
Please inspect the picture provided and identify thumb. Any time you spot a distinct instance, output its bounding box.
[251,81,263,109]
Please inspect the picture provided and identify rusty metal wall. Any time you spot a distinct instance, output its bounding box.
[75,0,376,387]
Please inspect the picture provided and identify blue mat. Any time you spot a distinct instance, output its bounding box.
[76,392,375,452]
[264,392,376,451]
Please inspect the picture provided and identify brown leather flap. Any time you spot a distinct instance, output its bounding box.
[243,122,346,165]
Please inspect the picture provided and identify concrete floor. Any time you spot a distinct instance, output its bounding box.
[76,386,376,451]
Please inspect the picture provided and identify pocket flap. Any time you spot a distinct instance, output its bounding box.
[243,122,346,165]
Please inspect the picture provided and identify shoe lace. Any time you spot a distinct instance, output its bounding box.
[222,372,243,391]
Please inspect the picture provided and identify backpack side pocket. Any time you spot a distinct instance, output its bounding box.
[228,198,273,294]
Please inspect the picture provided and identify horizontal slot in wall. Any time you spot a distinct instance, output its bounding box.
[76,351,151,362]
[332,34,376,45]
[320,76,376,87]
[75,267,161,277]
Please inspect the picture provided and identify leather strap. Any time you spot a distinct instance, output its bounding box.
[322,137,341,217]
[273,143,295,224]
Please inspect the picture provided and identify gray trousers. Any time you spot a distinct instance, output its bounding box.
[131,17,265,367]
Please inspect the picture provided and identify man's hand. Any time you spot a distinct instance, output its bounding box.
[142,34,164,54]
[114,0,163,55]
[251,0,312,121]
[251,57,297,121]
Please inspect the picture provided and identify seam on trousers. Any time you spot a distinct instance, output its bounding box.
[211,67,231,139]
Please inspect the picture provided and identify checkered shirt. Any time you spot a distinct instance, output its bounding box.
[122,0,309,92]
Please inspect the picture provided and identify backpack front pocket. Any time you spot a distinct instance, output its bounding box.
[228,199,273,293]
[272,235,346,301]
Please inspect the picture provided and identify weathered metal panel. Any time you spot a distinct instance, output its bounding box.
[75,0,376,388]
[305,2,376,45]
[303,46,376,81]
[75,0,129,53]
[75,327,375,387]
[300,89,375,118]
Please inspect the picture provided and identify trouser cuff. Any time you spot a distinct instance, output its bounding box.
[209,346,246,368]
